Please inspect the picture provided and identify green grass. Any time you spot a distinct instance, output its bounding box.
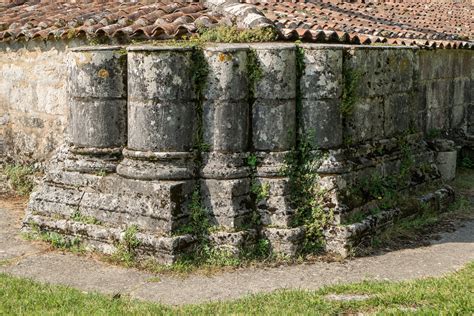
[0,262,473,315]
[2,164,35,196]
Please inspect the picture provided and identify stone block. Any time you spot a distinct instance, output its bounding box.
[68,47,127,99]
[28,177,195,235]
[436,151,457,181]
[69,99,127,148]
[300,45,343,99]
[344,97,384,143]
[255,178,295,228]
[209,230,257,255]
[252,99,296,151]
[251,43,296,100]
[262,227,305,256]
[201,178,252,229]
[200,152,250,179]
[127,100,195,152]
[450,104,466,130]
[255,151,289,178]
[204,45,249,101]
[348,48,416,98]
[117,150,195,181]
[383,93,413,137]
[203,100,249,152]
[300,99,343,149]
[127,46,194,101]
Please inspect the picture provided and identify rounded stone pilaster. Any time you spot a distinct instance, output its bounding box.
[200,44,252,229]
[66,46,127,173]
[117,46,196,180]
[201,44,251,179]
[249,43,296,177]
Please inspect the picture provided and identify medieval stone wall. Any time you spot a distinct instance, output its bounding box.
[21,43,472,261]
[0,39,87,163]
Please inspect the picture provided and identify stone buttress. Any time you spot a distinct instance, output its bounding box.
[24,44,464,262]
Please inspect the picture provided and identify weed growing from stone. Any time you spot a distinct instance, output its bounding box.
[340,59,362,118]
[113,225,141,266]
[3,164,35,196]
[197,26,278,43]
[461,157,474,169]
[283,134,332,253]
[70,210,102,225]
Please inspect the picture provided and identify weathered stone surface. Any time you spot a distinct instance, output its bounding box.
[209,229,257,255]
[345,97,384,143]
[69,46,126,99]
[300,99,343,149]
[127,100,195,152]
[68,47,127,149]
[255,151,288,177]
[127,46,194,100]
[117,150,195,180]
[200,152,250,179]
[251,43,296,100]
[262,227,305,256]
[347,47,417,98]
[436,151,457,181]
[325,185,455,257]
[201,178,252,229]
[383,93,416,137]
[203,100,249,152]
[300,45,343,100]
[255,178,294,228]
[204,44,249,101]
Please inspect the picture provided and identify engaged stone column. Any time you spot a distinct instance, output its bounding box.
[200,44,252,229]
[67,46,127,173]
[250,43,297,229]
[117,46,196,180]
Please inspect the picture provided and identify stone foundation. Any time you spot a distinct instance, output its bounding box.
[23,43,472,262]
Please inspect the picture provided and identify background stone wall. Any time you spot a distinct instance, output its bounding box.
[0,43,472,165]
[0,39,86,164]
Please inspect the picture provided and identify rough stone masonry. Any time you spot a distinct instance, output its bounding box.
[23,43,472,262]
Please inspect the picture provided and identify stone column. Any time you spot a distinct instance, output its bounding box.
[250,43,297,228]
[249,44,303,256]
[200,44,252,229]
[66,46,127,173]
[117,46,196,181]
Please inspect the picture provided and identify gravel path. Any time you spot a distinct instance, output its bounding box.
[1,199,473,306]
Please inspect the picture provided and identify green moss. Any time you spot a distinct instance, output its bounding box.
[340,55,362,119]
[197,26,278,43]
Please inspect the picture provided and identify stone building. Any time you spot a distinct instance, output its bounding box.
[0,0,472,261]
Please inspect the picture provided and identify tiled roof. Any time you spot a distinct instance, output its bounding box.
[250,0,473,48]
[0,0,472,48]
[0,1,224,42]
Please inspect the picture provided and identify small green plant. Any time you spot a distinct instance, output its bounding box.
[251,182,270,201]
[247,49,263,105]
[197,26,278,43]
[427,128,441,139]
[191,46,210,153]
[3,164,35,196]
[95,169,108,177]
[340,64,362,118]
[70,210,101,225]
[247,154,258,169]
[461,157,474,169]
[113,225,141,266]
[42,232,83,252]
[283,133,332,253]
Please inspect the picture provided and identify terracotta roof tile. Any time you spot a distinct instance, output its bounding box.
[250,0,473,47]
[0,0,472,48]
[0,0,224,42]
